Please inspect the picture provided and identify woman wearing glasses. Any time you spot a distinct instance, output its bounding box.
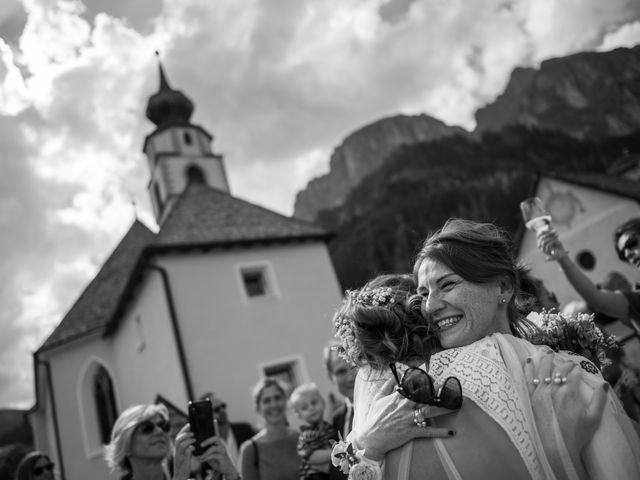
[105,403,241,480]
[14,451,55,480]
[334,219,640,479]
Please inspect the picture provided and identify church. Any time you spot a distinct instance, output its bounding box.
[27,62,343,480]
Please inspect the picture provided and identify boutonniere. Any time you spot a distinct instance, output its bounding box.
[330,438,382,480]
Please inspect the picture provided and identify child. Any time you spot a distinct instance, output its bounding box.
[290,383,338,480]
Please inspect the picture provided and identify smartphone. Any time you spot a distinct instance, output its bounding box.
[188,399,215,456]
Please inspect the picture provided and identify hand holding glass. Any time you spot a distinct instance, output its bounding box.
[520,197,557,259]
[520,197,552,234]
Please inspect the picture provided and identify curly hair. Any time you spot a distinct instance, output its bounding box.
[412,218,541,340]
[332,273,437,370]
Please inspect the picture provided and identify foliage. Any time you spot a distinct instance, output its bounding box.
[318,126,640,290]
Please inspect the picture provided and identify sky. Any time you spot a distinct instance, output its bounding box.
[1,0,640,409]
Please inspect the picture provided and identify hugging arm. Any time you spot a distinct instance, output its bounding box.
[349,375,455,461]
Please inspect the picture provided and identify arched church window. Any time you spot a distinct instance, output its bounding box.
[183,131,192,145]
[186,165,206,184]
[93,366,117,444]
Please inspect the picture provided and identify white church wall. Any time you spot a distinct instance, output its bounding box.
[157,241,343,427]
[111,271,188,411]
[42,335,116,480]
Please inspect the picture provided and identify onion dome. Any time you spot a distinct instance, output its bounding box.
[145,52,194,127]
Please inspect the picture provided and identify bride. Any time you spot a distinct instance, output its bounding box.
[333,220,640,480]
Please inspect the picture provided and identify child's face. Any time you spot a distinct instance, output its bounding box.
[294,392,325,424]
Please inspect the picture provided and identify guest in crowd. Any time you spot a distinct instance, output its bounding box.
[238,378,299,480]
[537,217,640,331]
[14,451,55,480]
[322,341,356,440]
[199,393,255,466]
[105,403,240,480]
[290,382,338,480]
[602,345,640,422]
[594,271,634,325]
[334,219,640,479]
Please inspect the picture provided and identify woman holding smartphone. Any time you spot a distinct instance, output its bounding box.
[105,403,240,480]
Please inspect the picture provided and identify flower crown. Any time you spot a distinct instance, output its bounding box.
[333,287,397,366]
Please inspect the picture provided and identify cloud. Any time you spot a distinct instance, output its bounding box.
[0,0,639,408]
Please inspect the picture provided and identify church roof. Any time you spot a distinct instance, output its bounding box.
[145,58,194,127]
[37,184,330,352]
[39,220,156,352]
[153,181,328,249]
[551,171,640,202]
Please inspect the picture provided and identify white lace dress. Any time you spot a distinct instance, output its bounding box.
[349,333,640,480]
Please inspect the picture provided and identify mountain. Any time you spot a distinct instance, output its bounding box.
[293,45,640,226]
[475,46,640,138]
[293,114,469,222]
[318,126,640,289]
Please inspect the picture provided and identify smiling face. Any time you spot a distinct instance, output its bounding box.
[617,230,640,268]
[129,414,171,462]
[257,384,288,426]
[417,258,511,348]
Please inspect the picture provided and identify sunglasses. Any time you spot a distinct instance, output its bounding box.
[137,419,171,435]
[32,463,55,476]
[389,363,463,410]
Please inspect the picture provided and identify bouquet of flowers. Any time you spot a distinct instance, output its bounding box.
[533,310,619,369]
[331,439,382,480]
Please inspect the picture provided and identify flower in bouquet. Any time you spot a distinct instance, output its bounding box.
[331,439,382,480]
[534,309,619,369]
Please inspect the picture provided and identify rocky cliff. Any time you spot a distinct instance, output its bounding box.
[293,114,468,222]
[475,45,640,138]
[293,45,640,223]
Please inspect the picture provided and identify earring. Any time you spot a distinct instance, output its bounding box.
[500,297,507,304]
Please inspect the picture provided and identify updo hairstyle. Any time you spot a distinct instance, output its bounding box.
[333,273,437,370]
[251,377,289,410]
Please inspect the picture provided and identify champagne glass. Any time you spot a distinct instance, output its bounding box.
[520,197,556,258]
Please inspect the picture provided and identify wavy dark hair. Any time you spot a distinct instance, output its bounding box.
[333,273,437,370]
[412,218,542,341]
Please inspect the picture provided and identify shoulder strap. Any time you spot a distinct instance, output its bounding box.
[251,438,259,469]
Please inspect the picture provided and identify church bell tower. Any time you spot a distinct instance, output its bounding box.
[143,55,230,224]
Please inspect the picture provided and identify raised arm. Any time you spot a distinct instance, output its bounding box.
[536,230,630,319]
